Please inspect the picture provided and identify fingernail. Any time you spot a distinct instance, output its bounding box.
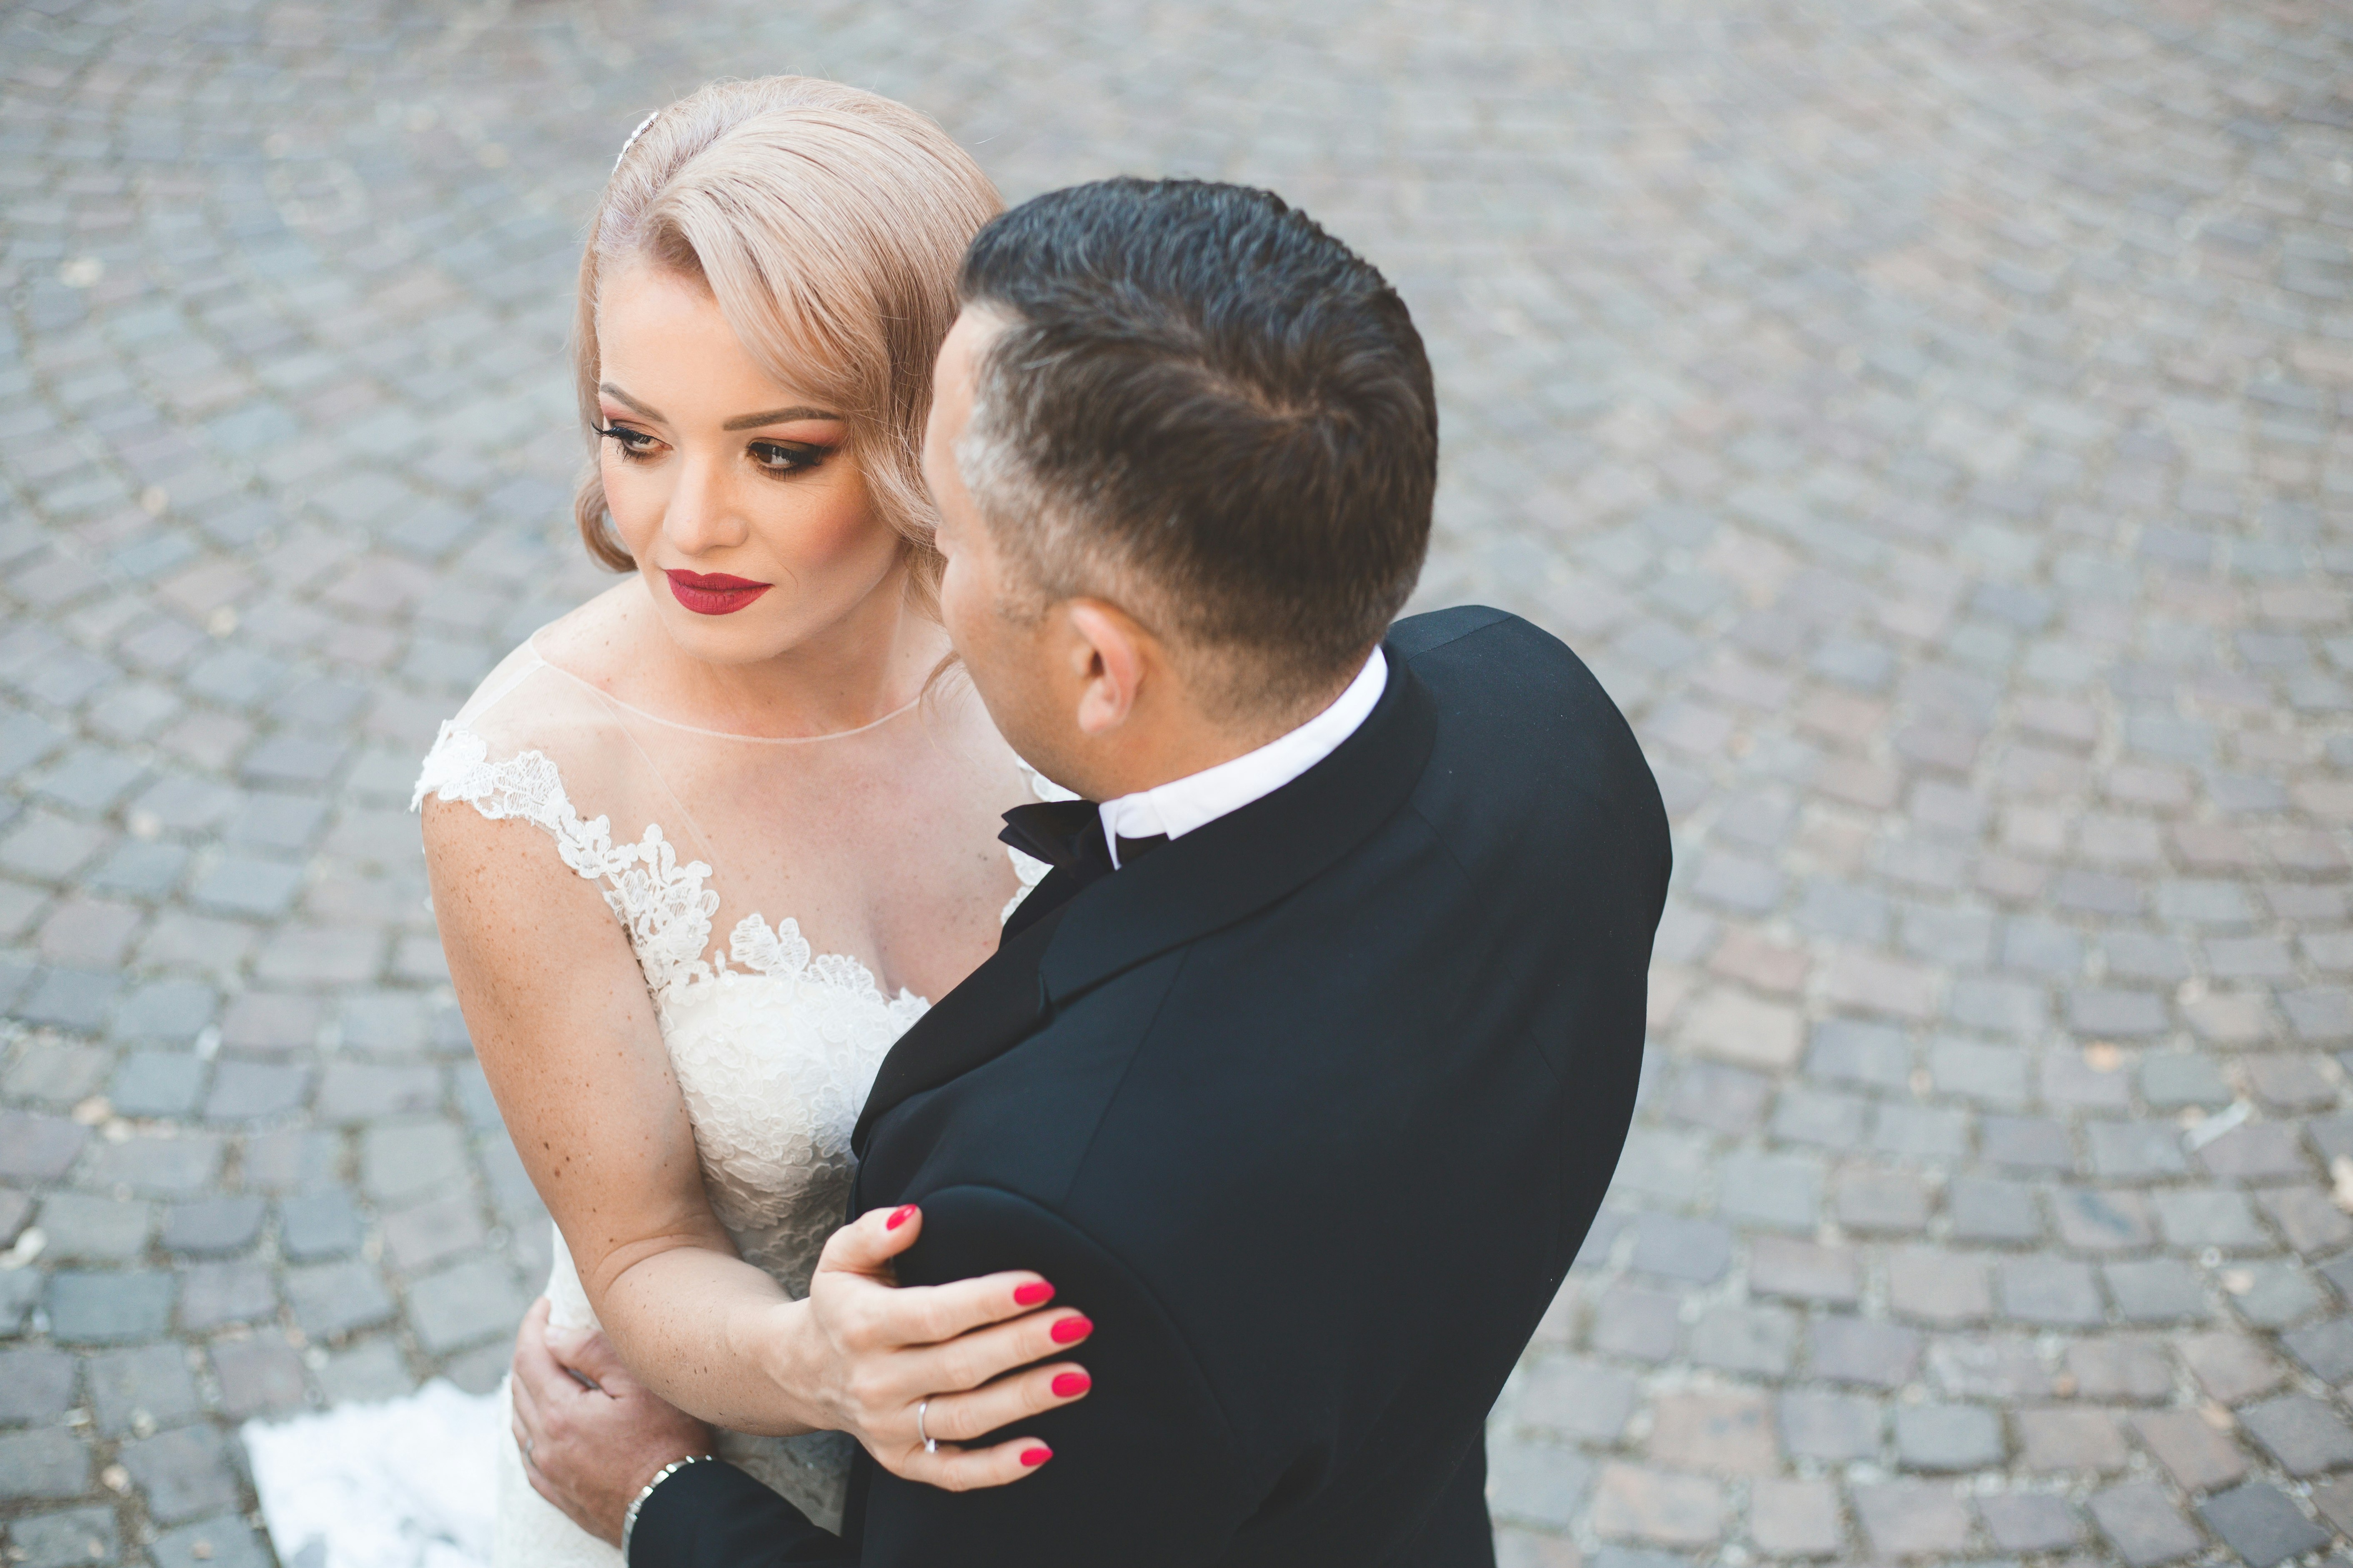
[1020,1445,1053,1467]
[1051,1371,1090,1398]
[886,1205,917,1230]
[1049,1315,1092,1344]
[1014,1281,1054,1305]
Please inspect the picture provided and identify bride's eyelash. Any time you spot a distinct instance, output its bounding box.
[596,424,660,463]
[596,425,832,476]
[750,440,832,476]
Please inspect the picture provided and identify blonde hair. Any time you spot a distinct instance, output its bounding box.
[571,78,1001,618]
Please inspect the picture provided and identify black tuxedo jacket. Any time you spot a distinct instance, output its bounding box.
[633,606,1670,1567]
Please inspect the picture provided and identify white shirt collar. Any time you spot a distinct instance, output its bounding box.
[1098,646,1389,869]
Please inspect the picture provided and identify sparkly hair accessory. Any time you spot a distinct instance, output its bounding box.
[614,110,659,172]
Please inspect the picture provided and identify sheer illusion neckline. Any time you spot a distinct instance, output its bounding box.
[527,635,924,745]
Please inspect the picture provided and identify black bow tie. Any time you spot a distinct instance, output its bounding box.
[1000,799,1168,888]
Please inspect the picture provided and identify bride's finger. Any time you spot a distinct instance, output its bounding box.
[886,1307,1093,1403]
[912,1361,1091,1448]
[892,1434,1055,1491]
[816,1203,924,1281]
[847,1270,1062,1354]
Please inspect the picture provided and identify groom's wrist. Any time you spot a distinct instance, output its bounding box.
[621,1451,721,1561]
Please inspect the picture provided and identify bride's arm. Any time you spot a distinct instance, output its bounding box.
[421,799,1089,1462]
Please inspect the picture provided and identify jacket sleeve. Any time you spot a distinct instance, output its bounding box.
[629,1184,1255,1568]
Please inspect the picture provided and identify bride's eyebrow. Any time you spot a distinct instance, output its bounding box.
[723,405,842,430]
[599,384,842,430]
[599,382,662,420]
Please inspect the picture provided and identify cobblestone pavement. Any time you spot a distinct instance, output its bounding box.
[3,0,2351,1563]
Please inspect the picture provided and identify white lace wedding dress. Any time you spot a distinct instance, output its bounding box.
[242,635,1047,1568]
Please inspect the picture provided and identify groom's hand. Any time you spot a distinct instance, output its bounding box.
[800,1203,1093,1489]
[511,1297,718,1545]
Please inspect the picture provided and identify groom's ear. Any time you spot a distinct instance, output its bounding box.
[1064,600,1150,736]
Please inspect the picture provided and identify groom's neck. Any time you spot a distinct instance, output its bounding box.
[1063,653,1364,802]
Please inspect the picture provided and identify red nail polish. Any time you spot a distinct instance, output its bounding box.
[886,1205,916,1230]
[1013,1281,1054,1306]
[1020,1446,1053,1467]
[1049,1315,1092,1344]
[1051,1371,1090,1398]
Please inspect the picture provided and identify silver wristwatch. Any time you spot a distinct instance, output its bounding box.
[621,1453,719,1561]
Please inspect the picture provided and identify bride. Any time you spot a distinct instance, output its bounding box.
[412,79,1089,1563]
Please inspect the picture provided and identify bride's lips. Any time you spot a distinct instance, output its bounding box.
[664,570,772,616]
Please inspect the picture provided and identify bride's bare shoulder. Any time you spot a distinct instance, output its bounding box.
[526,578,659,694]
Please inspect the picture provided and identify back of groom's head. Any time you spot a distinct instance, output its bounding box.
[955,178,1435,713]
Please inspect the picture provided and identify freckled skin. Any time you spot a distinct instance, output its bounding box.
[422,264,1030,1439]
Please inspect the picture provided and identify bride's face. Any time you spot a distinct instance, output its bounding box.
[594,260,901,665]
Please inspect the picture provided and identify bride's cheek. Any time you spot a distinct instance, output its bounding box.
[780,486,891,575]
[604,467,663,558]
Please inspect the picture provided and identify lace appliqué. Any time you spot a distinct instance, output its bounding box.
[413,723,923,1021]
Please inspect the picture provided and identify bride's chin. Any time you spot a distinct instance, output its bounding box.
[652,608,807,669]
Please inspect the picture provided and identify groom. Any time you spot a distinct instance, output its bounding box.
[527,177,1668,1565]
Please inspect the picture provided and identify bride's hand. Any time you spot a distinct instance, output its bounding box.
[786,1203,1094,1490]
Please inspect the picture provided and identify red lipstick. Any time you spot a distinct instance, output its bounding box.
[664,570,771,615]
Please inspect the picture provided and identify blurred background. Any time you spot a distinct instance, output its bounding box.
[2,0,2350,1565]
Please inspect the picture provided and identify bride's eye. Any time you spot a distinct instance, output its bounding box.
[750,440,830,477]
[596,424,663,463]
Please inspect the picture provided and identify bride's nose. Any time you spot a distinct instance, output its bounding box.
[662,452,752,556]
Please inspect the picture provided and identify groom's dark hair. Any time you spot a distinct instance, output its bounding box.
[957,178,1435,713]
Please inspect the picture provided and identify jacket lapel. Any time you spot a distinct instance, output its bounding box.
[1039,651,1437,1005]
[851,897,1070,1160]
[851,642,1439,1160]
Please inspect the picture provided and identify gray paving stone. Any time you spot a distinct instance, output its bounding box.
[1896,1403,2006,1472]
[160,1195,265,1256]
[82,1133,222,1198]
[109,980,217,1044]
[1713,1151,1819,1233]
[148,1516,272,1568]
[1589,1283,1681,1363]
[2228,1260,2326,1329]
[1852,1480,1973,1559]
[107,1050,206,1111]
[176,1259,278,1332]
[2133,1408,2249,1494]
[1999,1257,2106,1327]
[314,1337,417,1405]
[1688,1304,1797,1378]
[0,1270,42,1338]
[1520,1357,1638,1443]
[45,1270,174,1344]
[36,1193,151,1262]
[405,1256,532,1355]
[2196,1484,2330,1568]
[200,1058,310,1122]
[85,1343,200,1437]
[1487,1440,1594,1530]
[2151,1188,2269,1251]
[210,1330,308,1420]
[278,1188,365,1262]
[1980,1492,2085,1554]
[1628,1214,1731,1283]
[0,1345,77,1423]
[1808,1316,1920,1388]
[360,1122,470,1205]
[285,1259,397,1341]
[185,855,303,918]
[2090,1481,2206,1568]
[117,1424,239,1524]
[7,1505,120,1568]
[2103,1259,2211,1325]
[1928,1334,2056,1401]
[2241,1395,2353,1477]
[0,1428,90,1501]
